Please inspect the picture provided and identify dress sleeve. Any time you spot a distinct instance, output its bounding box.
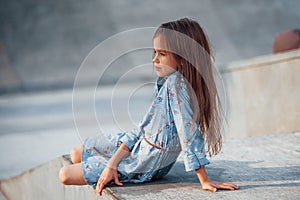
[168,79,210,172]
[119,127,142,150]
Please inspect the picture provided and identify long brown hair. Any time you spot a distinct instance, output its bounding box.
[153,18,223,156]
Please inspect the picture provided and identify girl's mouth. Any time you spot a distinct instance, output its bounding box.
[155,66,161,71]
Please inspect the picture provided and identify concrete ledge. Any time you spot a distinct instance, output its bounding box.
[222,49,300,73]
[0,157,99,200]
[1,132,299,200]
[222,49,300,137]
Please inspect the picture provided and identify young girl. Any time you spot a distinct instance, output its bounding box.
[59,18,239,196]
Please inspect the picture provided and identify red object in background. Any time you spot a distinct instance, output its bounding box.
[273,29,300,53]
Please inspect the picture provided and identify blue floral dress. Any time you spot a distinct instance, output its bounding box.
[82,71,209,185]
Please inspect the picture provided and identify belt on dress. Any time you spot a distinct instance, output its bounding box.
[142,134,180,153]
[143,134,163,150]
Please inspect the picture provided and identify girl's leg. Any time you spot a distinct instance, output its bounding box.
[59,163,87,185]
[70,144,83,164]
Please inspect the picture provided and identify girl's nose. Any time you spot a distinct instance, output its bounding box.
[152,54,159,63]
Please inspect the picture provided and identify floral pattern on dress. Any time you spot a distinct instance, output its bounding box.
[81,71,209,185]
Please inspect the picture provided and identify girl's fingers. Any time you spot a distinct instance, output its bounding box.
[96,170,124,196]
[96,180,101,193]
[202,182,239,192]
[97,179,108,196]
[202,184,217,192]
[212,182,239,191]
[98,183,103,195]
[97,174,123,196]
[219,182,239,190]
[114,173,123,186]
[218,183,235,190]
[229,183,239,190]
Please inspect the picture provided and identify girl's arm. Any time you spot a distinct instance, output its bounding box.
[96,143,130,196]
[168,78,239,192]
[196,166,239,192]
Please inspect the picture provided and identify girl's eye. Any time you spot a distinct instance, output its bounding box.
[153,50,166,57]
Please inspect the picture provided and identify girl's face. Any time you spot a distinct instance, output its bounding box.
[153,36,178,77]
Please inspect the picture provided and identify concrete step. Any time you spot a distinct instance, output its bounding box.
[1,132,299,200]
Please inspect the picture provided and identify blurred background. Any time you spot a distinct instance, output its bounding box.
[1,0,299,93]
[0,0,299,179]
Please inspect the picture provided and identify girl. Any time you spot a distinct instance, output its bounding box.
[59,18,239,196]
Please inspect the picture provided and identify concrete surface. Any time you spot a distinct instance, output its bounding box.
[1,0,300,93]
[1,132,299,200]
[223,49,300,137]
[103,132,300,200]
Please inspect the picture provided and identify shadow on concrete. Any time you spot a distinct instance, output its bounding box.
[98,159,299,199]
[207,160,300,182]
[107,159,300,190]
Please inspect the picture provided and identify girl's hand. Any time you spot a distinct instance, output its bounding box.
[96,166,123,196]
[196,166,239,192]
[201,180,239,192]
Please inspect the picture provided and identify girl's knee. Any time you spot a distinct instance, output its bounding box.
[59,166,71,185]
[70,148,78,163]
[59,164,86,185]
[70,145,82,164]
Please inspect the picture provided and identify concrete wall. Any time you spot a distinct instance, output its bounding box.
[223,49,300,137]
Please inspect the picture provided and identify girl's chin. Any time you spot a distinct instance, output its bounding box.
[156,71,175,77]
[156,73,166,77]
